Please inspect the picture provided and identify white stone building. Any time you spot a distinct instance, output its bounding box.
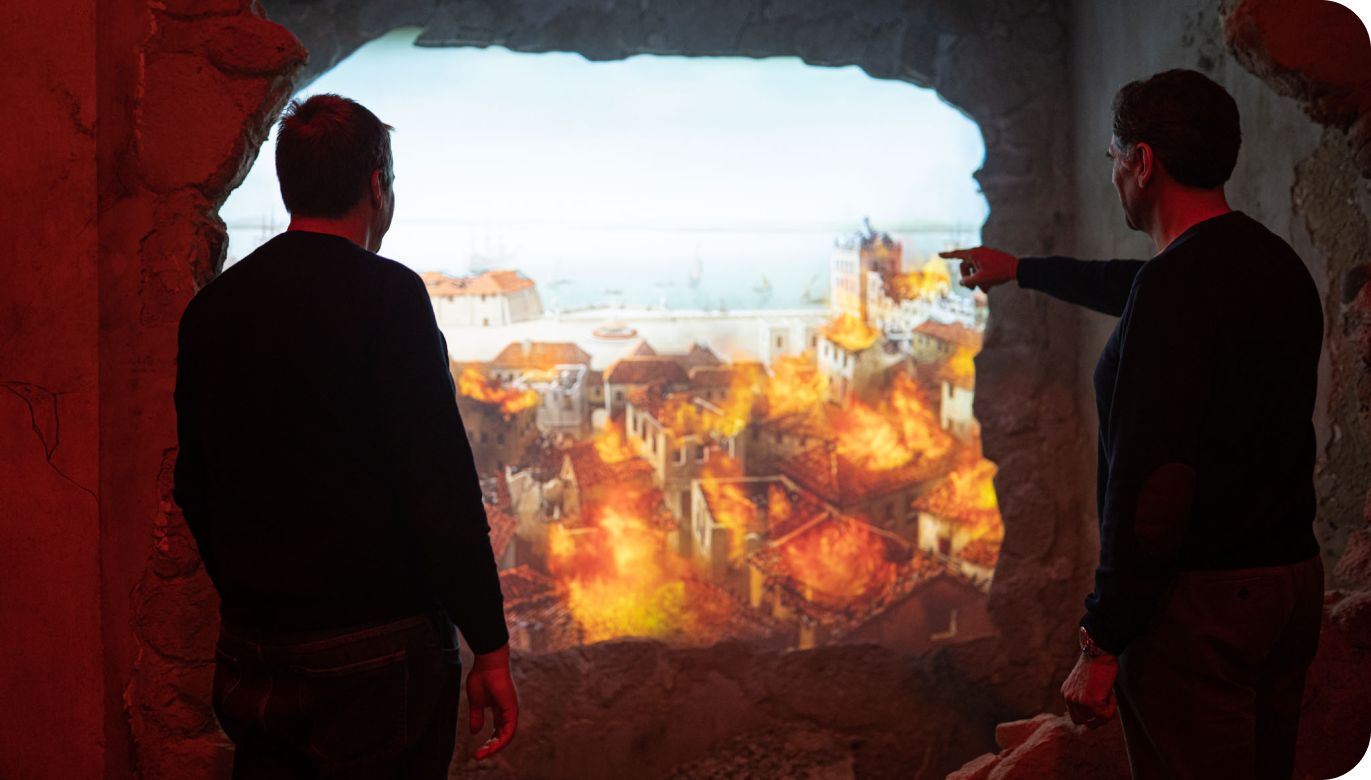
[422,269,544,328]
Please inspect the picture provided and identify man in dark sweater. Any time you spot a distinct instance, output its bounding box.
[946,70,1324,779]
[174,94,517,778]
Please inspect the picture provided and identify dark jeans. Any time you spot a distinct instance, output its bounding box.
[213,610,462,780]
[1114,555,1324,780]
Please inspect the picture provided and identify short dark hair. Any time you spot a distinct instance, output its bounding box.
[275,94,394,218]
[1111,69,1241,190]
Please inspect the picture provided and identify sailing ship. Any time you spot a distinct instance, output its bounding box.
[688,251,703,289]
[802,272,828,305]
[468,226,515,273]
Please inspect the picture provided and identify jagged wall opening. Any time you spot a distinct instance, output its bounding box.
[113,1,1096,778]
[217,28,1004,663]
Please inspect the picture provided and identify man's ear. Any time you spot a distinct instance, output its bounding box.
[1135,143,1154,188]
[370,169,385,207]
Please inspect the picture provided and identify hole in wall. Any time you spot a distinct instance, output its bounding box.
[219,26,1001,656]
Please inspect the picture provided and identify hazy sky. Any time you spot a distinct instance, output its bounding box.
[221,27,988,244]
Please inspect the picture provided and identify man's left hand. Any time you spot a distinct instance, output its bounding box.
[1061,651,1119,729]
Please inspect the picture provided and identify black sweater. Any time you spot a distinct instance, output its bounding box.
[173,231,509,654]
[1018,211,1323,655]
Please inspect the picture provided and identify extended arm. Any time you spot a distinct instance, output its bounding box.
[1081,263,1213,655]
[1016,256,1146,317]
[368,271,509,655]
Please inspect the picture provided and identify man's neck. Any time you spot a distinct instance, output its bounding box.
[1147,187,1232,254]
[287,215,373,251]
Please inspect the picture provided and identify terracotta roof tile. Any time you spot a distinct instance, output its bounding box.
[491,342,592,370]
[677,343,724,369]
[625,338,657,357]
[422,269,536,297]
[603,357,692,385]
[688,362,767,389]
[499,566,560,606]
[913,320,982,350]
[779,443,951,506]
[485,504,519,561]
[562,441,654,489]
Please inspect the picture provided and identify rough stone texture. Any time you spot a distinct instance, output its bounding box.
[93,3,306,778]
[1292,127,1371,588]
[946,592,1371,779]
[946,714,1129,780]
[444,640,999,780]
[1224,0,1371,177]
[1335,529,1371,590]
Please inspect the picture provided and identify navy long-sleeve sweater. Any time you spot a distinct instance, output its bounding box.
[173,231,509,654]
[1018,211,1323,655]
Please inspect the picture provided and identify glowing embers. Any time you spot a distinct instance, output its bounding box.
[887,256,953,302]
[750,510,943,637]
[457,366,539,418]
[819,312,881,352]
[549,481,775,646]
[913,437,1004,548]
[765,353,828,419]
[834,373,952,471]
[594,418,636,464]
[774,514,898,606]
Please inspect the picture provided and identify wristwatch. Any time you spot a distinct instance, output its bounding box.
[1079,625,1107,658]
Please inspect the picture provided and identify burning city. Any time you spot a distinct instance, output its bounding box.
[436,223,999,656]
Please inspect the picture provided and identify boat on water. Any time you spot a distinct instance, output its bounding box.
[754,272,772,295]
[688,252,703,288]
[802,272,828,305]
[592,320,638,340]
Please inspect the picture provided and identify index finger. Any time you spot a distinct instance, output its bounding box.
[939,249,975,260]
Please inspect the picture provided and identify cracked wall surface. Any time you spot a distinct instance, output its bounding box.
[0,3,102,779]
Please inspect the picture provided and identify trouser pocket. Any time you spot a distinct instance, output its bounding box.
[292,650,409,770]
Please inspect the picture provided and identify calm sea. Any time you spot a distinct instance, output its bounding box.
[224,223,981,312]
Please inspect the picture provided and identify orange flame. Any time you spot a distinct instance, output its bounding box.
[652,392,749,440]
[458,367,539,418]
[890,270,948,301]
[820,313,880,352]
[941,346,977,385]
[548,485,745,644]
[594,419,636,464]
[697,455,756,563]
[888,373,954,461]
[766,353,828,418]
[833,373,953,471]
[836,403,912,470]
[780,518,896,605]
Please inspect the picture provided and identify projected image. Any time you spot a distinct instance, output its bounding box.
[222,29,1000,654]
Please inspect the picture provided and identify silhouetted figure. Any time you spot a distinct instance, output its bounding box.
[174,94,518,779]
[947,69,1323,780]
